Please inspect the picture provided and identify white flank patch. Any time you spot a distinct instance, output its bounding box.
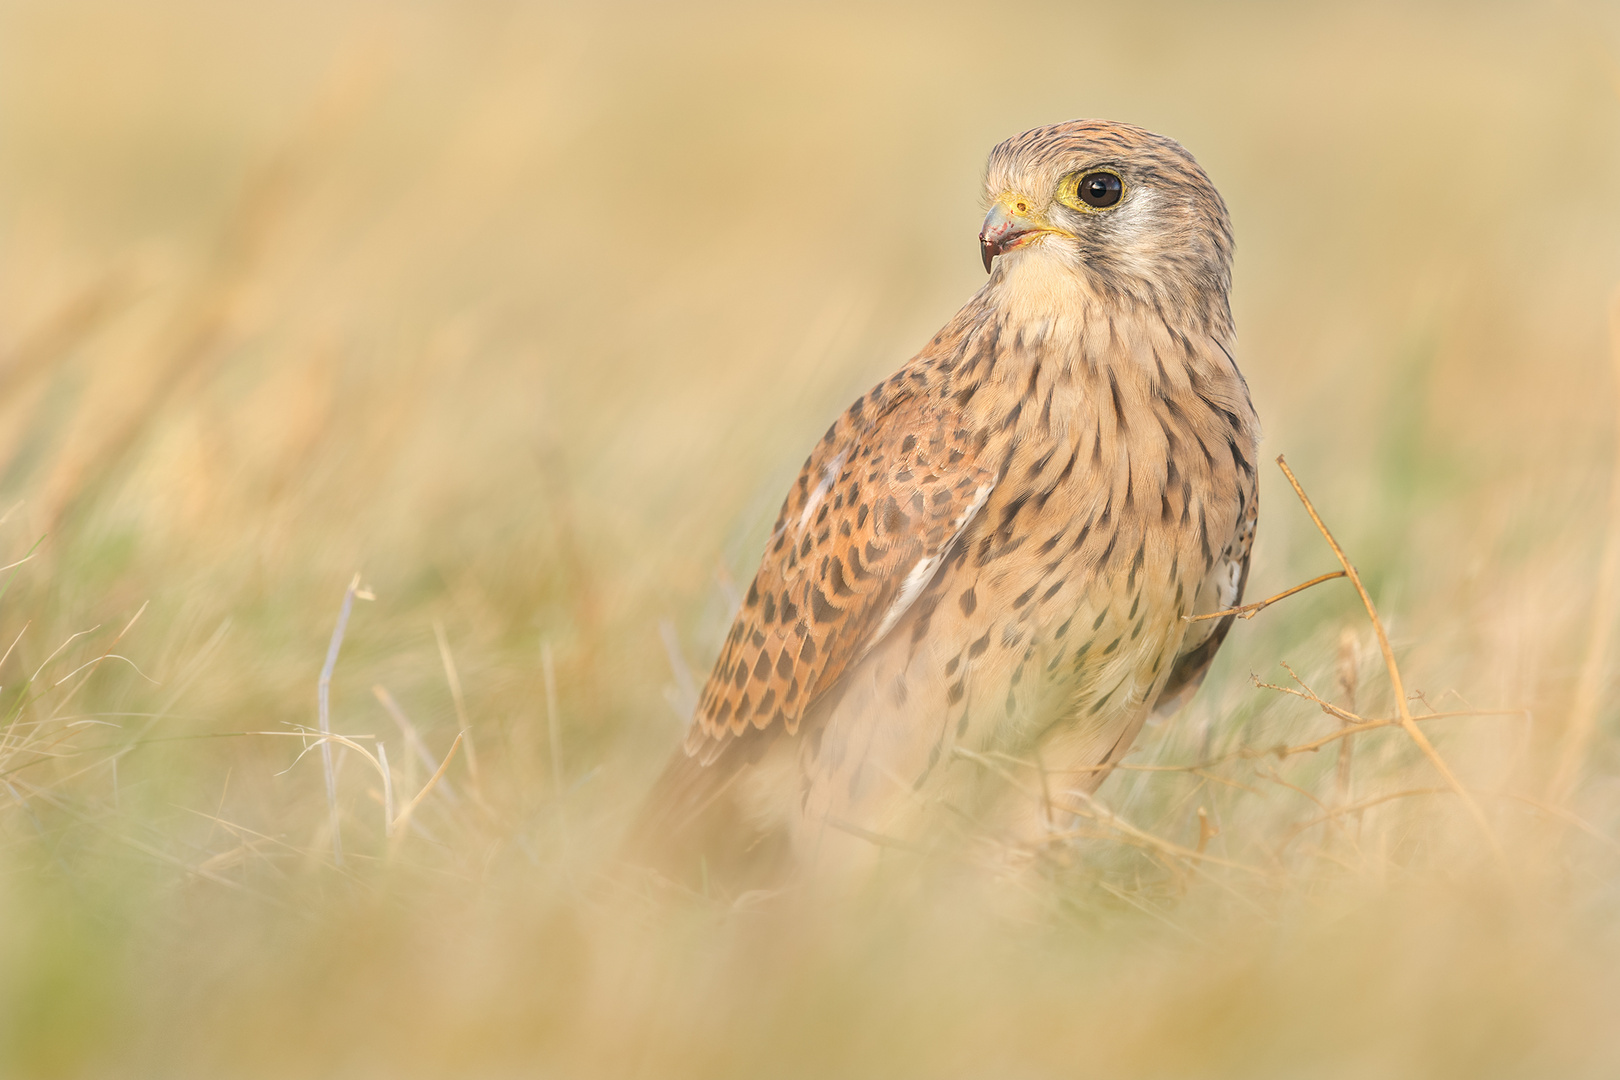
[1218,552,1244,610]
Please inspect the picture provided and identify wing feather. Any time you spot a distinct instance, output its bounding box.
[688,384,995,760]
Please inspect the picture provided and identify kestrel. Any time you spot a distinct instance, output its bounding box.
[637,120,1259,884]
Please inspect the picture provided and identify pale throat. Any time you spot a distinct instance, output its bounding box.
[977,246,1131,387]
[987,235,1233,378]
[955,251,1241,457]
[988,242,1098,341]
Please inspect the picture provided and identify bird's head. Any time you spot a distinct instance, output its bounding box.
[980,120,1233,330]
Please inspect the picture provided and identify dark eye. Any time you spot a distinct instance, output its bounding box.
[1077,171,1122,208]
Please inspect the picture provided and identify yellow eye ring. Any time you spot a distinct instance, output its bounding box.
[1060,170,1124,212]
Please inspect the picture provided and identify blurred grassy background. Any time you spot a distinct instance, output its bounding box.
[2,0,1620,1076]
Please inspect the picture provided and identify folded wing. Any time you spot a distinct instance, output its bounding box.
[689,384,996,764]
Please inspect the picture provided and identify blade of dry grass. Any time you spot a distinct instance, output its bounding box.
[433,619,481,796]
[390,732,462,854]
[378,740,394,838]
[1335,629,1360,807]
[952,746,1271,879]
[372,684,458,806]
[46,601,150,717]
[317,574,370,865]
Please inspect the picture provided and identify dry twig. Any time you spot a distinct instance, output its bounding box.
[1275,455,1502,857]
[1185,570,1346,623]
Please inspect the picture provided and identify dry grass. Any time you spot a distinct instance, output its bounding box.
[2,1,1620,1076]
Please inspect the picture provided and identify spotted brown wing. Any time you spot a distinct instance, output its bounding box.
[688,386,995,763]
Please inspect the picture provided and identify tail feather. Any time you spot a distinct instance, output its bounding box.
[619,727,791,894]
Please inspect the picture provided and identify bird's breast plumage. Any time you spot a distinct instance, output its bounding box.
[782,288,1257,835]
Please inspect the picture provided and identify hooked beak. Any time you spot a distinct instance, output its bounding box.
[979,197,1059,273]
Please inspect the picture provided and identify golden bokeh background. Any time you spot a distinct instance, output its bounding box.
[2,1,1620,1075]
